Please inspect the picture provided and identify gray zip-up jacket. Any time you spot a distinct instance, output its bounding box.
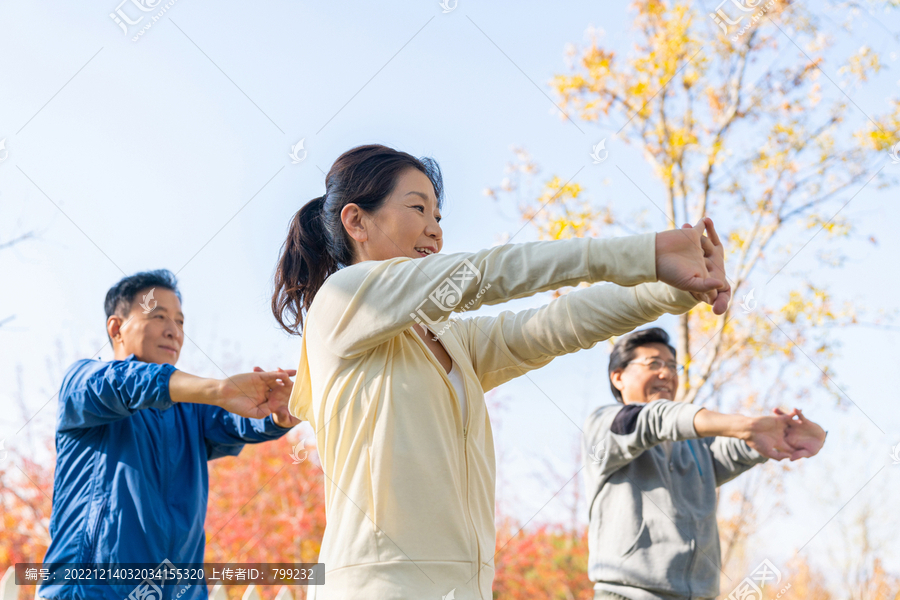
[582,399,768,600]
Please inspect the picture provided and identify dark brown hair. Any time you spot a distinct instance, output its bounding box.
[271,144,444,335]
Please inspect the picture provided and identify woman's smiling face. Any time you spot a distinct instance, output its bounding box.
[341,167,444,263]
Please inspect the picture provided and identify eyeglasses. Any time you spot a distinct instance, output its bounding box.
[626,358,681,374]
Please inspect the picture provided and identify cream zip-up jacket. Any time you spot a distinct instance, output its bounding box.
[288,233,700,600]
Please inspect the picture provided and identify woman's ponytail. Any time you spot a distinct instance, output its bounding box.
[271,195,338,334]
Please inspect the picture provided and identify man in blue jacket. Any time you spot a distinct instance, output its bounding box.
[582,327,826,600]
[37,269,302,600]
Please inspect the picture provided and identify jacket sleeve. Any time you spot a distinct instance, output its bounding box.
[57,359,177,432]
[457,280,698,391]
[583,399,704,481]
[703,436,768,486]
[309,233,657,358]
[202,407,294,461]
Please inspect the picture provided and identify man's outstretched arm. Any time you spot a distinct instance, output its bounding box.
[169,368,295,420]
[693,407,825,461]
[201,408,296,461]
[583,399,704,482]
[693,408,795,460]
[59,359,296,432]
[694,407,826,486]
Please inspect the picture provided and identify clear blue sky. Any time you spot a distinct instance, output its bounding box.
[1,0,898,588]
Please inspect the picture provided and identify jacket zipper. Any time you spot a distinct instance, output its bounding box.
[161,407,172,551]
[683,441,700,598]
[86,498,110,562]
[82,428,109,563]
[442,354,480,594]
[450,365,480,596]
[462,411,480,596]
[412,328,481,595]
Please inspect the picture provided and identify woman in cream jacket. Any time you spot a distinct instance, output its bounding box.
[271,144,731,600]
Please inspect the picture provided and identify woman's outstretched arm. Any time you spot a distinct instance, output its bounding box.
[457,279,700,391]
[310,220,724,358]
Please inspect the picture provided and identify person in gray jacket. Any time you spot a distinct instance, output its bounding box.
[582,327,826,600]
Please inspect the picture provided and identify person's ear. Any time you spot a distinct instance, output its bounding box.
[610,369,626,392]
[107,315,123,345]
[340,203,368,244]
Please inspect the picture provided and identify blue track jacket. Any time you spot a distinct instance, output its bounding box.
[38,355,293,600]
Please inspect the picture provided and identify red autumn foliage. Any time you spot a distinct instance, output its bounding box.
[202,433,325,599]
[0,445,54,600]
[491,517,593,600]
